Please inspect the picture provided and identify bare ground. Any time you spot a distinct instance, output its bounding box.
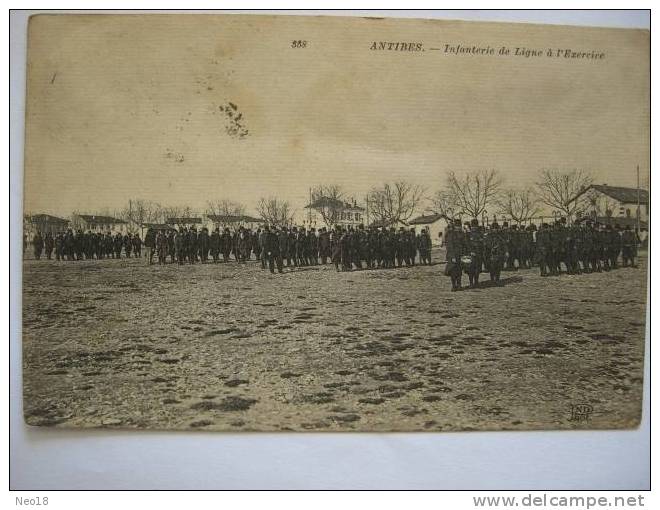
[21,251,647,432]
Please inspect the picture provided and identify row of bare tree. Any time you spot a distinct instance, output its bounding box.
[81,168,606,231]
[432,168,598,224]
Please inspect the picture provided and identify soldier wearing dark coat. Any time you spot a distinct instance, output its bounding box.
[156,231,168,264]
[174,229,184,265]
[209,228,221,263]
[319,227,331,265]
[418,227,432,265]
[198,227,210,262]
[55,232,64,261]
[113,232,123,259]
[484,223,505,283]
[262,226,282,273]
[64,229,75,260]
[123,233,133,258]
[44,232,54,260]
[609,225,622,269]
[144,227,156,264]
[220,228,232,262]
[278,227,289,270]
[464,219,484,288]
[443,219,465,291]
[189,227,198,263]
[307,228,319,266]
[132,233,142,258]
[32,231,44,260]
[621,225,637,267]
[296,228,307,266]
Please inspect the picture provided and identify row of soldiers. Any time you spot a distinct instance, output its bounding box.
[443,218,641,291]
[257,224,434,273]
[144,224,434,271]
[30,230,142,261]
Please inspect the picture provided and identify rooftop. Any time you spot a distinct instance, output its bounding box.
[408,213,446,225]
[305,197,365,212]
[571,184,649,205]
[27,213,70,224]
[77,214,127,224]
[166,217,202,224]
[207,214,262,224]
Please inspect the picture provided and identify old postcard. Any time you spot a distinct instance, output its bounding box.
[22,13,649,432]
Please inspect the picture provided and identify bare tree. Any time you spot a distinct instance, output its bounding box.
[427,190,460,220]
[366,181,424,227]
[309,184,346,227]
[205,199,246,218]
[496,188,541,224]
[446,169,502,219]
[160,205,196,223]
[256,197,294,226]
[118,199,164,227]
[535,169,593,221]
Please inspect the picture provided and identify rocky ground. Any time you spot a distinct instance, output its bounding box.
[21,250,647,432]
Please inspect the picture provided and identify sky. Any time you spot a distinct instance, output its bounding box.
[23,14,650,221]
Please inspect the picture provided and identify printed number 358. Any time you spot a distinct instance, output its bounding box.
[291,40,308,48]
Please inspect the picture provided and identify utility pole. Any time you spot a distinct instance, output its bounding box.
[308,187,312,225]
[637,164,641,233]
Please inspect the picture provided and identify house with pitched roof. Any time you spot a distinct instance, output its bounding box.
[568,184,649,226]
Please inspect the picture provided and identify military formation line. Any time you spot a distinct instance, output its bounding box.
[27,219,641,291]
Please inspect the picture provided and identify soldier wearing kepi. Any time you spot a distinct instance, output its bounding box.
[262,226,282,274]
[278,226,289,270]
[123,232,133,258]
[621,224,637,267]
[484,222,505,283]
[32,231,44,260]
[209,227,221,263]
[44,232,54,260]
[464,219,484,288]
[443,219,465,291]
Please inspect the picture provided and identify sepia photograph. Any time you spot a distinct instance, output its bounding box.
[21,13,649,434]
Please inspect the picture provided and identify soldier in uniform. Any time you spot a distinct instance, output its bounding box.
[220,227,232,262]
[423,227,434,265]
[484,223,505,283]
[277,226,289,270]
[198,227,210,263]
[464,219,484,288]
[307,228,319,266]
[132,233,141,258]
[209,227,220,263]
[621,225,637,267]
[54,232,64,261]
[262,226,281,273]
[156,230,168,264]
[318,227,331,265]
[188,227,198,263]
[296,227,307,266]
[32,231,44,260]
[443,219,465,291]
[144,227,156,265]
[123,232,133,258]
[608,224,622,269]
[44,231,54,260]
[339,228,353,271]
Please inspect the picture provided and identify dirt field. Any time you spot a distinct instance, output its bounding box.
[21,250,647,432]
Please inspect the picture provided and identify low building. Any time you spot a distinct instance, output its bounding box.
[24,213,70,241]
[304,197,366,228]
[570,184,649,225]
[166,217,203,229]
[408,213,448,245]
[73,214,129,234]
[206,214,262,231]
